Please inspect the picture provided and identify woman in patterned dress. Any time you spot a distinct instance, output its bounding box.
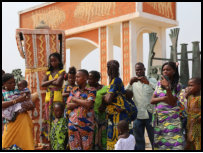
[67,69,96,150]
[41,52,65,141]
[151,62,184,150]
[100,60,137,150]
[2,73,34,150]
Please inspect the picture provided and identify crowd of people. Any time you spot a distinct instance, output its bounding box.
[2,52,201,150]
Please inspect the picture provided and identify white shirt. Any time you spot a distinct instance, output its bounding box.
[114,134,135,150]
[126,77,157,119]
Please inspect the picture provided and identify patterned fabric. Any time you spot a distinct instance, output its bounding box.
[50,118,69,150]
[152,81,184,150]
[106,77,137,150]
[45,69,65,102]
[187,95,201,150]
[93,86,108,150]
[2,89,20,121]
[178,89,187,119]
[63,84,77,117]
[67,85,96,150]
[42,69,65,141]
[2,90,34,150]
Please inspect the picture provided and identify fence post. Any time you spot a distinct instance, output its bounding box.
[192,41,201,78]
[180,44,189,87]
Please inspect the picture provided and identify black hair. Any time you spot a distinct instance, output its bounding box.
[118,120,129,133]
[19,80,28,88]
[68,66,76,75]
[2,73,14,84]
[190,77,201,85]
[78,69,89,77]
[54,102,65,110]
[135,62,145,68]
[2,70,5,76]
[107,60,119,79]
[89,70,101,81]
[161,62,179,93]
[48,52,63,71]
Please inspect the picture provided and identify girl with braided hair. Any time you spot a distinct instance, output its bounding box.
[62,67,77,118]
[88,70,108,150]
[100,60,137,150]
[41,52,65,142]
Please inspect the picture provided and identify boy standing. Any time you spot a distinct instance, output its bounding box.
[67,69,96,150]
[185,77,201,150]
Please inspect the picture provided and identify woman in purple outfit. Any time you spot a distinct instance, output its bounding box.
[151,62,184,150]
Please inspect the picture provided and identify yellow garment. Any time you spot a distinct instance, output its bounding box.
[2,112,34,150]
[45,69,65,102]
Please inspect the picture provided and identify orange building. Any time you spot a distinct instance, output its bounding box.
[16,2,178,144]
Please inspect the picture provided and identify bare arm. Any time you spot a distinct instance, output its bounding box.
[150,93,166,105]
[71,97,94,109]
[104,93,115,104]
[165,88,178,107]
[2,95,27,109]
[41,74,57,87]
[67,102,79,110]
[52,71,65,87]
[62,92,70,97]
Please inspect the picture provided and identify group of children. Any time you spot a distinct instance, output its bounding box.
[48,66,136,150]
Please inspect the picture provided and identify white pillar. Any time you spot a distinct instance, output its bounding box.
[129,20,138,77]
[107,26,114,61]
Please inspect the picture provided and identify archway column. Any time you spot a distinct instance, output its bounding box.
[99,26,113,85]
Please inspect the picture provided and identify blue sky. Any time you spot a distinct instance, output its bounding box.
[2,2,201,78]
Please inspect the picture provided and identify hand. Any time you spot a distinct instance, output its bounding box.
[52,78,57,84]
[160,76,170,89]
[138,76,149,84]
[71,97,78,103]
[16,95,27,103]
[21,102,34,111]
[130,77,139,85]
[162,96,170,104]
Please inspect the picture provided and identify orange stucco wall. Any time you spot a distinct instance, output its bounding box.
[143,2,176,20]
[20,2,136,30]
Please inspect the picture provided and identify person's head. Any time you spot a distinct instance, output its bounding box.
[107,60,119,79]
[76,69,89,87]
[135,62,145,77]
[126,90,133,100]
[2,73,15,91]
[188,77,201,96]
[152,67,158,74]
[53,102,65,119]
[17,80,28,91]
[117,120,129,135]
[48,52,63,71]
[161,61,179,91]
[68,67,76,86]
[88,71,101,87]
[2,70,5,76]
